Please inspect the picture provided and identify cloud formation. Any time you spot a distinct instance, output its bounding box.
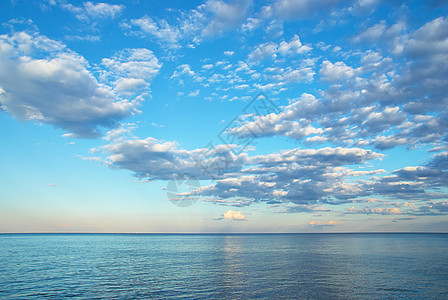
[121,0,252,49]
[61,1,125,22]
[2,0,448,226]
[220,210,246,221]
[0,30,159,138]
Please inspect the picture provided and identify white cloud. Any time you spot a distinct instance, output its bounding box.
[101,48,161,96]
[172,64,196,78]
[83,2,124,19]
[0,30,150,138]
[241,17,261,32]
[272,0,342,20]
[265,20,283,38]
[248,35,311,62]
[268,67,315,83]
[188,90,200,97]
[349,0,381,15]
[100,130,385,205]
[353,20,406,53]
[222,210,246,221]
[62,2,124,21]
[307,220,342,227]
[171,64,204,83]
[278,35,312,56]
[200,0,252,37]
[202,64,214,69]
[319,60,356,82]
[122,0,251,49]
[248,42,277,61]
[124,16,181,49]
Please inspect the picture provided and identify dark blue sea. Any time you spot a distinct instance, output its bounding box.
[0,233,447,299]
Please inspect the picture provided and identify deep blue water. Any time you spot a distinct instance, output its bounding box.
[0,233,447,299]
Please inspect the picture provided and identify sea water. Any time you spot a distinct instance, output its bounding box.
[0,233,447,299]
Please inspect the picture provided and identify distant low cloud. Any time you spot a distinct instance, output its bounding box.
[220,210,246,221]
[307,220,342,228]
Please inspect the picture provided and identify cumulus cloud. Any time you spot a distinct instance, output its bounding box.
[354,21,406,44]
[83,2,124,19]
[248,35,311,62]
[227,93,323,140]
[0,30,159,138]
[319,60,356,82]
[102,136,249,180]
[101,48,162,96]
[98,128,385,206]
[219,210,246,221]
[369,152,448,202]
[228,18,448,151]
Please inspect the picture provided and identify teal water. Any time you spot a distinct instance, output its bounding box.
[0,233,447,299]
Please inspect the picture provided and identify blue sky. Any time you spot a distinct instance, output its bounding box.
[1,0,448,233]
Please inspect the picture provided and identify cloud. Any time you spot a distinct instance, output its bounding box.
[266,67,315,83]
[248,42,277,61]
[0,30,159,138]
[349,0,382,15]
[346,206,402,215]
[307,220,342,228]
[99,128,385,206]
[83,2,124,19]
[228,21,448,151]
[353,20,406,53]
[248,35,311,62]
[271,0,342,20]
[200,0,252,37]
[122,0,252,49]
[220,210,246,221]
[188,90,199,97]
[278,35,312,56]
[319,60,356,82]
[101,136,249,180]
[101,48,161,96]
[370,152,448,201]
[122,16,181,49]
[62,2,124,21]
[227,93,323,139]
[171,64,196,79]
[241,17,261,32]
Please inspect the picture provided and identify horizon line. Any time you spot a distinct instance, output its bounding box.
[1,232,447,234]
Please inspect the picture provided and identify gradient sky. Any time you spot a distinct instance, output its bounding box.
[1,0,448,233]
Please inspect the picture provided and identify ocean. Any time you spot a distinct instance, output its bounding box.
[0,233,447,299]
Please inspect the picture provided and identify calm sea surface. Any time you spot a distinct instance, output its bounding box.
[0,233,447,299]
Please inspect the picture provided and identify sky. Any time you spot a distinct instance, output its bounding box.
[1,0,448,233]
